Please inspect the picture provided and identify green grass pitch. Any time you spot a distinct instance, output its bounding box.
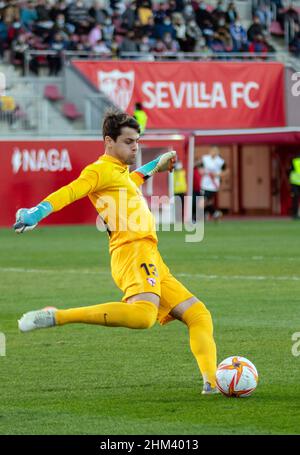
[0,221,300,435]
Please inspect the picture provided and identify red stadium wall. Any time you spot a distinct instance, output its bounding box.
[0,136,186,227]
[73,60,286,130]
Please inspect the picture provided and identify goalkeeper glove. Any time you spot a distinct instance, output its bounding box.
[13,201,53,233]
[135,150,177,180]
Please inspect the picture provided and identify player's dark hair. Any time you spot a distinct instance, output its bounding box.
[102,109,140,141]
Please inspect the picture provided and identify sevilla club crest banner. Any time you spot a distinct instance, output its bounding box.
[73,60,286,129]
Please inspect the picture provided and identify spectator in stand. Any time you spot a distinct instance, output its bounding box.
[195,1,213,30]
[89,0,110,25]
[166,0,178,17]
[209,31,226,53]
[141,15,156,43]
[154,15,176,40]
[185,18,202,51]
[217,23,233,52]
[139,34,153,55]
[88,23,102,46]
[247,15,264,42]
[172,13,187,51]
[119,30,139,54]
[230,17,248,52]
[12,32,40,75]
[163,31,180,52]
[67,0,93,34]
[153,2,167,25]
[20,1,38,31]
[48,32,67,76]
[225,1,238,25]
[194,35,209,54]
[137,0,152,26]
[2,0,20,25]
[289,22,300,56]
[102,16,114,43]
[152,37,167,53]
[248,33,268,54]
[253,2,272,30]
[67,32,81,51]
[51,14,74,40]
[77,33,92,54]
[183,3,195,23]
[50,0,68,22]
[93,37,111,55]
[212,0,227,28]
[121,1,137,30]
[0,13,8,59]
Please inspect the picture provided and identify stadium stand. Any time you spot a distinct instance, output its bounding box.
[0,0,299,76]
[0,0,300,136]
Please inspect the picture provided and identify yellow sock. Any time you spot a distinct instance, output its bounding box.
[182,302,217,387]
[55,300,158,329]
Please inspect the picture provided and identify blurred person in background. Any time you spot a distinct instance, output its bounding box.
[174,160,187,222]
[0,93,16,126]
[162,31,180,52]
[89,0,110,25]
[198,146,228,221]
[247,15,264,42]
[192,161,201,222]
[121,1,137,31]
[137,0,152,26]
[48,31,67,75]
[289,154,300,220]
[230,17,248,52]
[133,101,147,133]
[225,1,238,25]
[93,37,111,55]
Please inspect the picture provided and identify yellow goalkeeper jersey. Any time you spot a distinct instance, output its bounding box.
[43,154,157,253]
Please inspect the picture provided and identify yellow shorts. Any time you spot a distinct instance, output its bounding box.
[111,239,194,325]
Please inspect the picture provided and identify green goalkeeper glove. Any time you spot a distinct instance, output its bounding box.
[135,150,177,180]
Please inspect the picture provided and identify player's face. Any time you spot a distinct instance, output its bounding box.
[106,127,140,165]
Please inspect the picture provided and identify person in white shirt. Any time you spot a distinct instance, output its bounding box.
[198,146,227,220]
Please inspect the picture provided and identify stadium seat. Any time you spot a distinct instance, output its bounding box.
[62,102,82,120]
[44,85,64,101]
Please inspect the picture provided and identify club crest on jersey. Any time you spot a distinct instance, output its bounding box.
[98,70,135,111]
[147,277,156,287]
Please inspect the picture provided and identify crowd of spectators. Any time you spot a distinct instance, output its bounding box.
[0,0,298,76]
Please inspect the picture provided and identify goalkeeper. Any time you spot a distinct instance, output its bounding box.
[14,109,218,395]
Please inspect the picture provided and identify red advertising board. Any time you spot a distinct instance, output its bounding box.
[73,60,286,130]
[0,136,186,227]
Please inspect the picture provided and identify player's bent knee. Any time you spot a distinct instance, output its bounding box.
[132,300,158,329]
[182,301,213,327]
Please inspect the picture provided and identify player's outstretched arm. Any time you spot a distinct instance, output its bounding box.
[14,202,53,233]
[130,150,177,186]
[13,168,99,233]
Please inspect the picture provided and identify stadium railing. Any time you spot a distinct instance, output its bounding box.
[20,49,298,77]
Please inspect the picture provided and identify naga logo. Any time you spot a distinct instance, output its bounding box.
[12,147,72,173]
[98,69,135,111]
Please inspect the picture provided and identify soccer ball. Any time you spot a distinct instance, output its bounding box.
[216,356,258,397]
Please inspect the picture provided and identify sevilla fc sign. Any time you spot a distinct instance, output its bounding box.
[73,60,286,129]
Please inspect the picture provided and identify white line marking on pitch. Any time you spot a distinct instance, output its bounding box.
[0,267,299,282]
